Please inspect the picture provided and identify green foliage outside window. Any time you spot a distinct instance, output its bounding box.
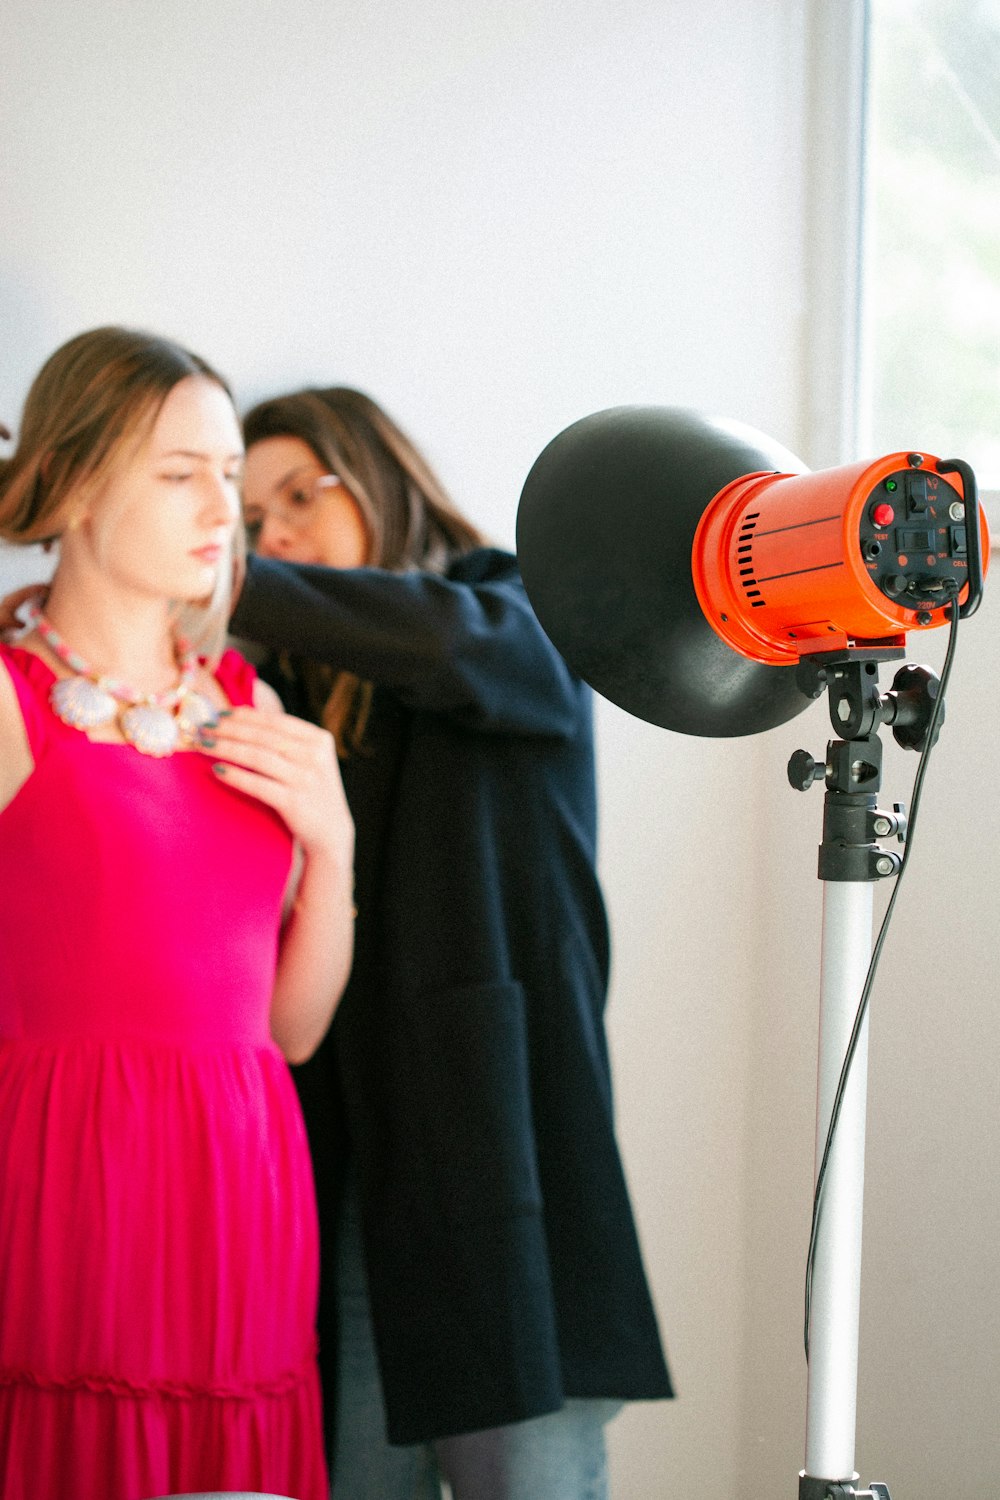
[865,0,1000,486]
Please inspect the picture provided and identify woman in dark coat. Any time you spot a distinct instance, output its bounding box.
[231,387,672,1500]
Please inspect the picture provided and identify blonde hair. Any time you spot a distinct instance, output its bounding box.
[0,326,241,659]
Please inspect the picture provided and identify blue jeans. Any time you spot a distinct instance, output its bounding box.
[332,1183,620,1500]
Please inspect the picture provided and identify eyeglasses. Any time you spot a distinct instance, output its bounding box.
[242,474,344,542]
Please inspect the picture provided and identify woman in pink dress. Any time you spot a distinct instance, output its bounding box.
[0,327,355,1500]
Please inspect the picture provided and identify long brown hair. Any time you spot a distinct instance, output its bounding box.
[242,387,485,572]
[0,326,239,656]
[242,387,487,751]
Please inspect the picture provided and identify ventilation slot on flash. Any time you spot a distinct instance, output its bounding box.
[737,514,767,608]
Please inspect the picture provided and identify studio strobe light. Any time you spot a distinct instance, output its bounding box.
[516,406,988,1500]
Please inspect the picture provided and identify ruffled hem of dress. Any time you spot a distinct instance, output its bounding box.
[0,1353,328,1500]
[0,1342,318,1403]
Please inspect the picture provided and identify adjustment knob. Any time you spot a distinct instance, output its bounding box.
[788,749,824,791]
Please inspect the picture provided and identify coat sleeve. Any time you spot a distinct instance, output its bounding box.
[229,550,586,739]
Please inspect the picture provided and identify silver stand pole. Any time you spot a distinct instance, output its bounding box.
[803,879,874,1483]
[788,649,936,1500]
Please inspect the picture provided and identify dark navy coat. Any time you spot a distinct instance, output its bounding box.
[231,547,672,1444]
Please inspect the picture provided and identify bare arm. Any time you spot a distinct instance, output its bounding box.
[0,585,49,810]
[0,659,34,813]
[201,683,355,1063]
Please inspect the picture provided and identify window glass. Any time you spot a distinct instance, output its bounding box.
[862,0,1000,490]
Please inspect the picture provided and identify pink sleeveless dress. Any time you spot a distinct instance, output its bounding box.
[0,644,328,1500]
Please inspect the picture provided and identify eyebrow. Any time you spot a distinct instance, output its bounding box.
[274,464,318,490]
[159,449,245,463]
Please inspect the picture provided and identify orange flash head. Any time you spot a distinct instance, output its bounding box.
[692,453,988,665]
[517,408,991,737]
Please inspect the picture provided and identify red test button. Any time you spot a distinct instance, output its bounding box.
[872,502,895,527]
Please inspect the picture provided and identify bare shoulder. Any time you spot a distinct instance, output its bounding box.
[253,676,285,714]
[0,654,34,810]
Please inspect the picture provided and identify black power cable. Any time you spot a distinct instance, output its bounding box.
[804,585,962,1361]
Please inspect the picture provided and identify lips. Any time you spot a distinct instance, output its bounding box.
[191,544,224,563]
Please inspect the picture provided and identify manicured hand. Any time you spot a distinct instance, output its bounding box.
[198,707,354,858]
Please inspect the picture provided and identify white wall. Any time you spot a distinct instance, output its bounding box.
[3,2,996,1496]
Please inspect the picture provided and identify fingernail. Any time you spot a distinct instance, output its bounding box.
[216,709,233,718]
[198,732,216,747]
[212,763,227,776]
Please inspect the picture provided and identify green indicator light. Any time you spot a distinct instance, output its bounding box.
[885,479,898,492]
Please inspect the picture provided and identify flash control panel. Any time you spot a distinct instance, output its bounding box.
[857,465,968,609]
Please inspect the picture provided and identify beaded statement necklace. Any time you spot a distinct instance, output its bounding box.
[27,607,220,757]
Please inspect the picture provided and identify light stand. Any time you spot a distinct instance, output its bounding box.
[514,410,987,1495]
[788,651,946,1500]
